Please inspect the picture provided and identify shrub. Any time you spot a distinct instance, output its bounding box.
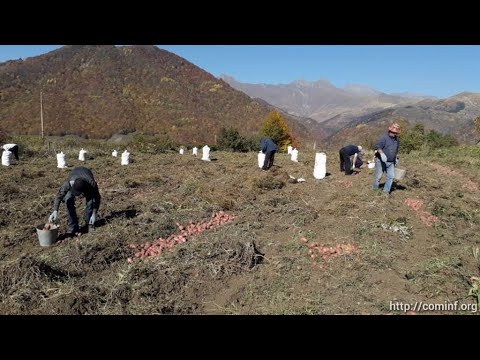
[425,130,458,148]
[217,128,247,152]
[217,128,261,152]
[400,124,426,153]
[400,124,458,153]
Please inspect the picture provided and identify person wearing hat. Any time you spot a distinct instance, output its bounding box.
[339,144,363,175]
[49,167,101,235]
[372,122,401,195]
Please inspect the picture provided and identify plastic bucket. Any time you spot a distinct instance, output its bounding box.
[394,167,406,180]
[36,225,59,247]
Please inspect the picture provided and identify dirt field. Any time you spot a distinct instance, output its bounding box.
[1,142,480,314]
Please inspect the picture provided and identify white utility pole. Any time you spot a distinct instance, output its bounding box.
[40,91,44,138]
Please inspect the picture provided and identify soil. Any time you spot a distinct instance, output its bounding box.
[1,147,479,314]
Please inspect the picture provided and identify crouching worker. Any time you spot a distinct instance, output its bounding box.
[49,167,101,236]
[260,137,277,171]
[339,144,363,175]
[354,151,364,169]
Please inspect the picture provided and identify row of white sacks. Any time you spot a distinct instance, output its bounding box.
[55,150,131,168]
[3,148,91,167]
[59,147,325,176]
[178,146,210,160]
[13,146,210,168]
[4,146,325,179]
[258,151,327,179]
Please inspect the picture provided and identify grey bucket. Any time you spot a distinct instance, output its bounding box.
[36,225,59,247]
[394,168,406,181]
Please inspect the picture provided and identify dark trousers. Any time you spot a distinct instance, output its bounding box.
[9,145,19,160]
[262,150,276,170]
[65,192,95,233]
[339,149,353,175]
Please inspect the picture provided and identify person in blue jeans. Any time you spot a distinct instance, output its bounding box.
[372,123,400,194]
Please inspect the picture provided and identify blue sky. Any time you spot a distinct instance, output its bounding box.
[1,45,480,98]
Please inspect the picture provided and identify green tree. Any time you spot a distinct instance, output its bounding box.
[400,124,458,153]
[425,129,458,148]
[217,127,246,152]
[400,124,426,153]
[261,111,294,152]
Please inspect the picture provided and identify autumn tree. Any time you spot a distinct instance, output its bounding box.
[261,111,295,152]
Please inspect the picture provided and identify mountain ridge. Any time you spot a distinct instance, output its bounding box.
[0,46,318,145]
[219,74,435,128]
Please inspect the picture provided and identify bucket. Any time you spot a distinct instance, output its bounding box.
[394,167,406,180]
[36,224,59,247]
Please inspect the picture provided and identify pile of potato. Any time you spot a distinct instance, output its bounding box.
[298,237,358,270]
[127,211,235,263]
[404,198,439,227]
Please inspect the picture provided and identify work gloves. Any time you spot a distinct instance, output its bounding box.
[89,209,97,225]
[380,153,388,163]
[49,210,58,223]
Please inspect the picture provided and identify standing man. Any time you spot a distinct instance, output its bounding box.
[372,123,400,195]
[2,143,19,161]
[339,144,363,175]
[260,137,277,171]
[49,167,101,236]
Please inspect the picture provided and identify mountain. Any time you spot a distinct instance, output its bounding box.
[0,46,318,144]
[343,84,382,97]
[220,75,435,133]
[327,92,480,147]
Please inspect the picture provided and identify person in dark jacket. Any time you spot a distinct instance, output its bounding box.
[260,137,278,171]
[339,144,363,175]
[372,123,400,194]
[2,143,19,161]
[49,167,101,235]
[354,151,364,169]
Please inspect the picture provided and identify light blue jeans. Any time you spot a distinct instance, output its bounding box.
[372,158,395,193]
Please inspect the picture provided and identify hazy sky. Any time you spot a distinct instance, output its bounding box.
[1,45,480,98]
